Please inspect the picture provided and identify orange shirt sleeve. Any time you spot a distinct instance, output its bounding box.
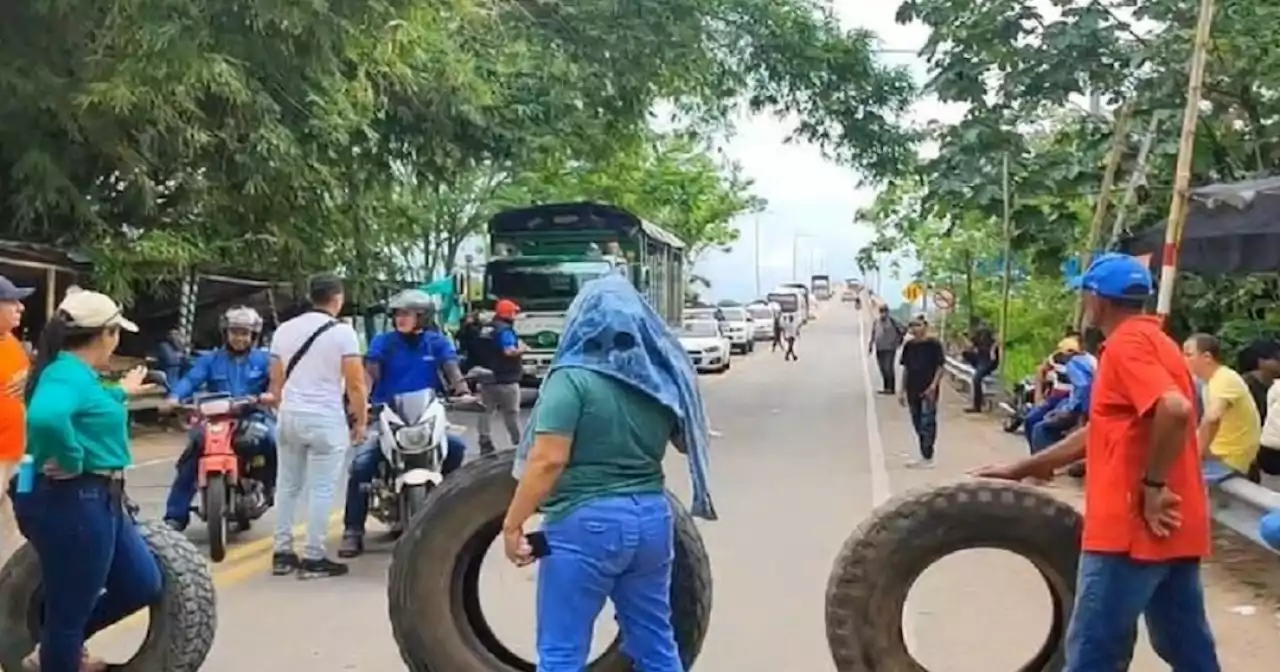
[1101,329,1184,417]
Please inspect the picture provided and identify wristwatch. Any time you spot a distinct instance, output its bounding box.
[1140,476,1165,489]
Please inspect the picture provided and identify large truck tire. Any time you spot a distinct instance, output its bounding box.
[825,480,1082,671]
[388,451,712,671]
[0,520,217,672]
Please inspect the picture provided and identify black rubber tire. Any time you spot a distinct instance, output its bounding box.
[204,475,228,563]
[825,480,1082,672]
[388,451,712,672]
[0,519,217,672]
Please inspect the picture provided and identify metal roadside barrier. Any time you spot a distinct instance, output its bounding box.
[1210,477,1280,556]
[941,355,1280,556]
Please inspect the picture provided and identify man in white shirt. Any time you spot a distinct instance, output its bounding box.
[267,274,368,579]
[781,313,800,361]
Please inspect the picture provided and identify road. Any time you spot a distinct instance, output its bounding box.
[24,303,1280,669]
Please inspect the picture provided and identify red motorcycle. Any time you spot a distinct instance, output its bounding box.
[179,393,273,562]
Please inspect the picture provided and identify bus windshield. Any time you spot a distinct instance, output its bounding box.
[484,259,615,310]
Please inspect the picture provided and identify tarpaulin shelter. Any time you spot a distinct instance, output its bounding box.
[1120,176,1280,276]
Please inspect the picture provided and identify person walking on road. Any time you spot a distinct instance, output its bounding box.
[975,253,1220,671]
[781,312,800,361]
[868,305,904,394]
[10,289,160,672]
[1183,333,1262,479]
[0,275,33,563]
[267,274,368,579]
[476,298,525,455]
[898,318,944,468]
[771,310,783,352]
[501,273,716,672]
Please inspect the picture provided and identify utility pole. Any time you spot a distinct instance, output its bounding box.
[753,216,761,297]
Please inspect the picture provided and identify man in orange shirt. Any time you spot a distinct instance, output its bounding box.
[0,275,33,557]
[976,253,1219,671]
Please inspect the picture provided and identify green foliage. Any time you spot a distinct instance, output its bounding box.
[861,0,1280,384]
[0,0,916,305]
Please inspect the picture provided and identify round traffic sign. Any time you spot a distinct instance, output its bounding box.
[902,282,925,302]
[933,289,956,310]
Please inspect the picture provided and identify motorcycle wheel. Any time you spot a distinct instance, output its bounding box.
[0,520,217,672]
[204,475,228,563]
[403,484,430,526]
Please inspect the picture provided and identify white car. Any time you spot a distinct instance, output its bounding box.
[679,320,731,373]
[745,303,775,341]
[716,306,754,354]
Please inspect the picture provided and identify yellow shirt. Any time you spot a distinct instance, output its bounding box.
[1205,366,1261,473]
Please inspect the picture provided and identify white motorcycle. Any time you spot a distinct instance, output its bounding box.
[365,389,471,531]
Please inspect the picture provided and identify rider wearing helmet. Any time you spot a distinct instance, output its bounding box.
[162,306,277,531]
[339,289,470,558]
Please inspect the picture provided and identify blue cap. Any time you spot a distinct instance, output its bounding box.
[1067,253,1153,299]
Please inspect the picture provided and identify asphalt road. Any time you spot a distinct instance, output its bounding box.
[28,304,1280,669]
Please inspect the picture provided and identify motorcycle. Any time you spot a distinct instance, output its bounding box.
[178,393,273,562]
[998,376,1037,434]
[365,388,472,533]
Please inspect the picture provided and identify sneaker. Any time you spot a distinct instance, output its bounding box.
[337,532,364,559]
[904,459,935,469]
[297,557,349,580]
[963,407,983,414]
[163,518,187,532]
[272,551,300,576]
[478,439,497,456]
[22,647,106,672]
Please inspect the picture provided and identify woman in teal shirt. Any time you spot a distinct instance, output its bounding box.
[9,289,160,672]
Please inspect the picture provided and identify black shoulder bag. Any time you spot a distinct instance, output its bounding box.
[284,319,340,381]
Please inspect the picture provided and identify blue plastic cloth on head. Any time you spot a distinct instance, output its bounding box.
[1260,510,1280,550]
[512,273,717,520]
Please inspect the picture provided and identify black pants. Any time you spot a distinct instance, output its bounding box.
[970,358,998,410]
[1256,446,1280,476]
[875,349,896,392]
[784,336,797,361]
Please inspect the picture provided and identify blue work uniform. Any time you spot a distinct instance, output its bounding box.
[343,331,467,536]
[1029,353,1096,454]
[163,347,276,526]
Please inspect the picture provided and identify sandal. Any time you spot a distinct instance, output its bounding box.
[21,647,108,672]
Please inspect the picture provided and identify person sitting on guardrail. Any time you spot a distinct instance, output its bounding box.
[1184,333,1262,482]
[1023,335,1081,452]
[1238,339,1280,477]
[974,253,1220,671]
[962,319,998,412]
[501,273,715,672]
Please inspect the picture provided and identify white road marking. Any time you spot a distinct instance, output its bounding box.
[856,311,919,652]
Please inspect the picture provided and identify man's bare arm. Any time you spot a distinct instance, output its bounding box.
[1195,396,1226,460]
[1150,391,1194,481]
[342,355,369,430]
[266,357,284,409]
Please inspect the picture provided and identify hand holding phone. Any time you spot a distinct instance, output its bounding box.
[525,531,551,559]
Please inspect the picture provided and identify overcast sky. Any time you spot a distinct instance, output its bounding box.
[695,1,963,304]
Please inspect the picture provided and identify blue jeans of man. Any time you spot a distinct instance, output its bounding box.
[342,430,466,533]
[1024,397,1065,454]
[536,493,682,672]
[163,414,278,526]
[1065,552,1220,671]
[906,393,938,460]
[11,476,163,672]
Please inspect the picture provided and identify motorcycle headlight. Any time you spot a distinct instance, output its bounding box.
[394,418,437,454]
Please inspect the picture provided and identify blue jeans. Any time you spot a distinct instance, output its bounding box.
[1065,552,1220,671]
[163,414,278,525]
[906,394,937,460]
[11,476,163,672]
[273,408,350,561]
[536,493,682,672]
[341,429,466,533]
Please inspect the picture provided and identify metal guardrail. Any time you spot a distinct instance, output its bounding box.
[941,354,1280,556]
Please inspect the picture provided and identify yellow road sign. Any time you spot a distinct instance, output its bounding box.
[903,282,925,302]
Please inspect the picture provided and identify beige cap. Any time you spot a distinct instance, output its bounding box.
[59,288,139,333]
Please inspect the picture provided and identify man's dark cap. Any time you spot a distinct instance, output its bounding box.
[0,275,35,302]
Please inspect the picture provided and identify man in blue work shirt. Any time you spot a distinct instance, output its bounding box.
[338,289,470,558]
[476,298,525,455]
[162,307,276,531]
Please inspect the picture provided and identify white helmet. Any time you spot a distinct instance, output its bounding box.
[220,306,263,334]
[387,289,436,313]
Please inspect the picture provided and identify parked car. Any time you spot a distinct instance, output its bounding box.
[717,306,754,354]
[679,320,731,373]
[841,290,857,302]
[682,307,723,323]
[745,302,776,341]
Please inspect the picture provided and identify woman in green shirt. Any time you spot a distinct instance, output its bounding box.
[8,289,159,672]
